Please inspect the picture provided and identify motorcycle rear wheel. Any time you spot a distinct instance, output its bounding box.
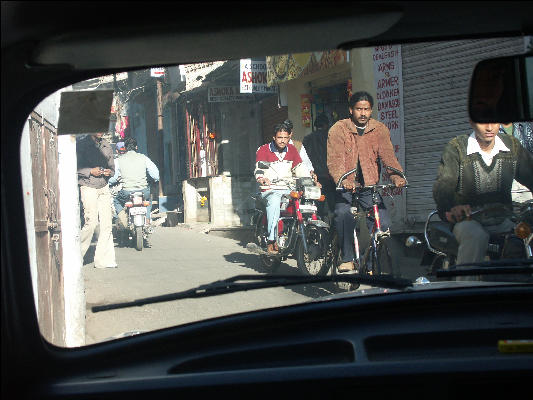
[135,226,143,251]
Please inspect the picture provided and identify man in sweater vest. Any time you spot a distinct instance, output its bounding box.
[433,120,533,266]
[110,137,160,224]
[255,122,312,254]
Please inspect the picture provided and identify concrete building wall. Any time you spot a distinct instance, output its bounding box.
[349,47,377,119]
[209,175,256,227]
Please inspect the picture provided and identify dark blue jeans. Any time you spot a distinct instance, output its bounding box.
[334,190,391,262]
[114,188,151,217]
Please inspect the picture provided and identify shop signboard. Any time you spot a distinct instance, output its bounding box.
[240,59,278,94]
[266,50,348,86]
[208,86,248,102]
[150,67,166,78]
[372,44,406,225]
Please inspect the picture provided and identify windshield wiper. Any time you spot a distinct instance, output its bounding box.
[436,258,533,278]
[91,274,412,313]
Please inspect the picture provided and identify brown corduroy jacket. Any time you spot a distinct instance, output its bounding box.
[327,118,403,187]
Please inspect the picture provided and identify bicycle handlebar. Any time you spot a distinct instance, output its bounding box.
[335,165,408,190]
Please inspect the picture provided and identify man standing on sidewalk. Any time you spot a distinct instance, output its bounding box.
[77,132,118,269]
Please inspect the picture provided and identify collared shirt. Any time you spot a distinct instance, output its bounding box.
[269,141,288,161]
[255,142,309,183]
[467,132,510,166]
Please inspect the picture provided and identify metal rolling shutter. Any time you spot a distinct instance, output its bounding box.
[402,37,525,226]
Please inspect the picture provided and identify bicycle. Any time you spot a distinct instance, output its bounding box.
[331,165,408,283]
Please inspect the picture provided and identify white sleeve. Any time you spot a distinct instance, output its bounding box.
[299,144,314,173]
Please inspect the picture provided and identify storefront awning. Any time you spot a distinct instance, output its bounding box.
[266,50,348,86]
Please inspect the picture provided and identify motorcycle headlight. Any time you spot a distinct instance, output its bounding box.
[303,186,321,200]
[132,196,143,205]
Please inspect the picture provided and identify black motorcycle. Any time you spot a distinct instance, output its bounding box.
[118,191,153,251]
[406,201,533,278]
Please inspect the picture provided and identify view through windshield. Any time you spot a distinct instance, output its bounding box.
[20,37,533,347]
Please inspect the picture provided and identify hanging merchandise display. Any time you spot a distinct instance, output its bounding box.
[300,94,313,128]
[185,102,219,178]
[115,115,129,139]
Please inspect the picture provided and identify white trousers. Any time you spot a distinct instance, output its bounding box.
[80,185,117,268]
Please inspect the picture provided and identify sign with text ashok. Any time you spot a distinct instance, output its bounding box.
[208,86,248,102]
[240,59,278,94]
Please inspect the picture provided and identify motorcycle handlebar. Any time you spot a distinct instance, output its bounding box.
[335,183,409,193]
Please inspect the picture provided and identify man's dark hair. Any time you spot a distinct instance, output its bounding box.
[125,137,137,151]
[314,113,329,129]
[274,120,293,135]
[349,91,374,109]
[282,119,293,134]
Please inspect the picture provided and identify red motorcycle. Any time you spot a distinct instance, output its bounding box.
[247,162,330,275]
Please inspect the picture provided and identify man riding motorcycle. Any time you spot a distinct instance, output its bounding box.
[109,137,160,241]
[255,122,313,254]
[433,120,533,267]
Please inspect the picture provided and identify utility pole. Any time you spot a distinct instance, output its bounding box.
[156,78,164,197]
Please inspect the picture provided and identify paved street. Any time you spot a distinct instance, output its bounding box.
[83,224,427,345]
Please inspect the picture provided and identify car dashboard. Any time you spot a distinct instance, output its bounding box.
[34,284,533,399]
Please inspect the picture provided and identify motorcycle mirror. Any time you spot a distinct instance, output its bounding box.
[469,53,533,123]
[258,161,271,169]
[405,236,422,248]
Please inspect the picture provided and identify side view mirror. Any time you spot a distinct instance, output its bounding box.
[257,161,271,169]
[469,53,533,123]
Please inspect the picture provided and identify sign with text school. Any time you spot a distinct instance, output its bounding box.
[240,59,278,94]
[372,45,406,225]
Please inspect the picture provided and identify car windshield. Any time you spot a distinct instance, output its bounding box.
[20,36,533,347]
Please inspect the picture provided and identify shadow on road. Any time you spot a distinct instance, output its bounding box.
[83,245,95,265]
[223,251,296,275]
[223,250,342,299]
[209,228,254,247]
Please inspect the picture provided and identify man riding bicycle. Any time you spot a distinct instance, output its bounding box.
[255,122,312,254]
[327,92,406,272]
